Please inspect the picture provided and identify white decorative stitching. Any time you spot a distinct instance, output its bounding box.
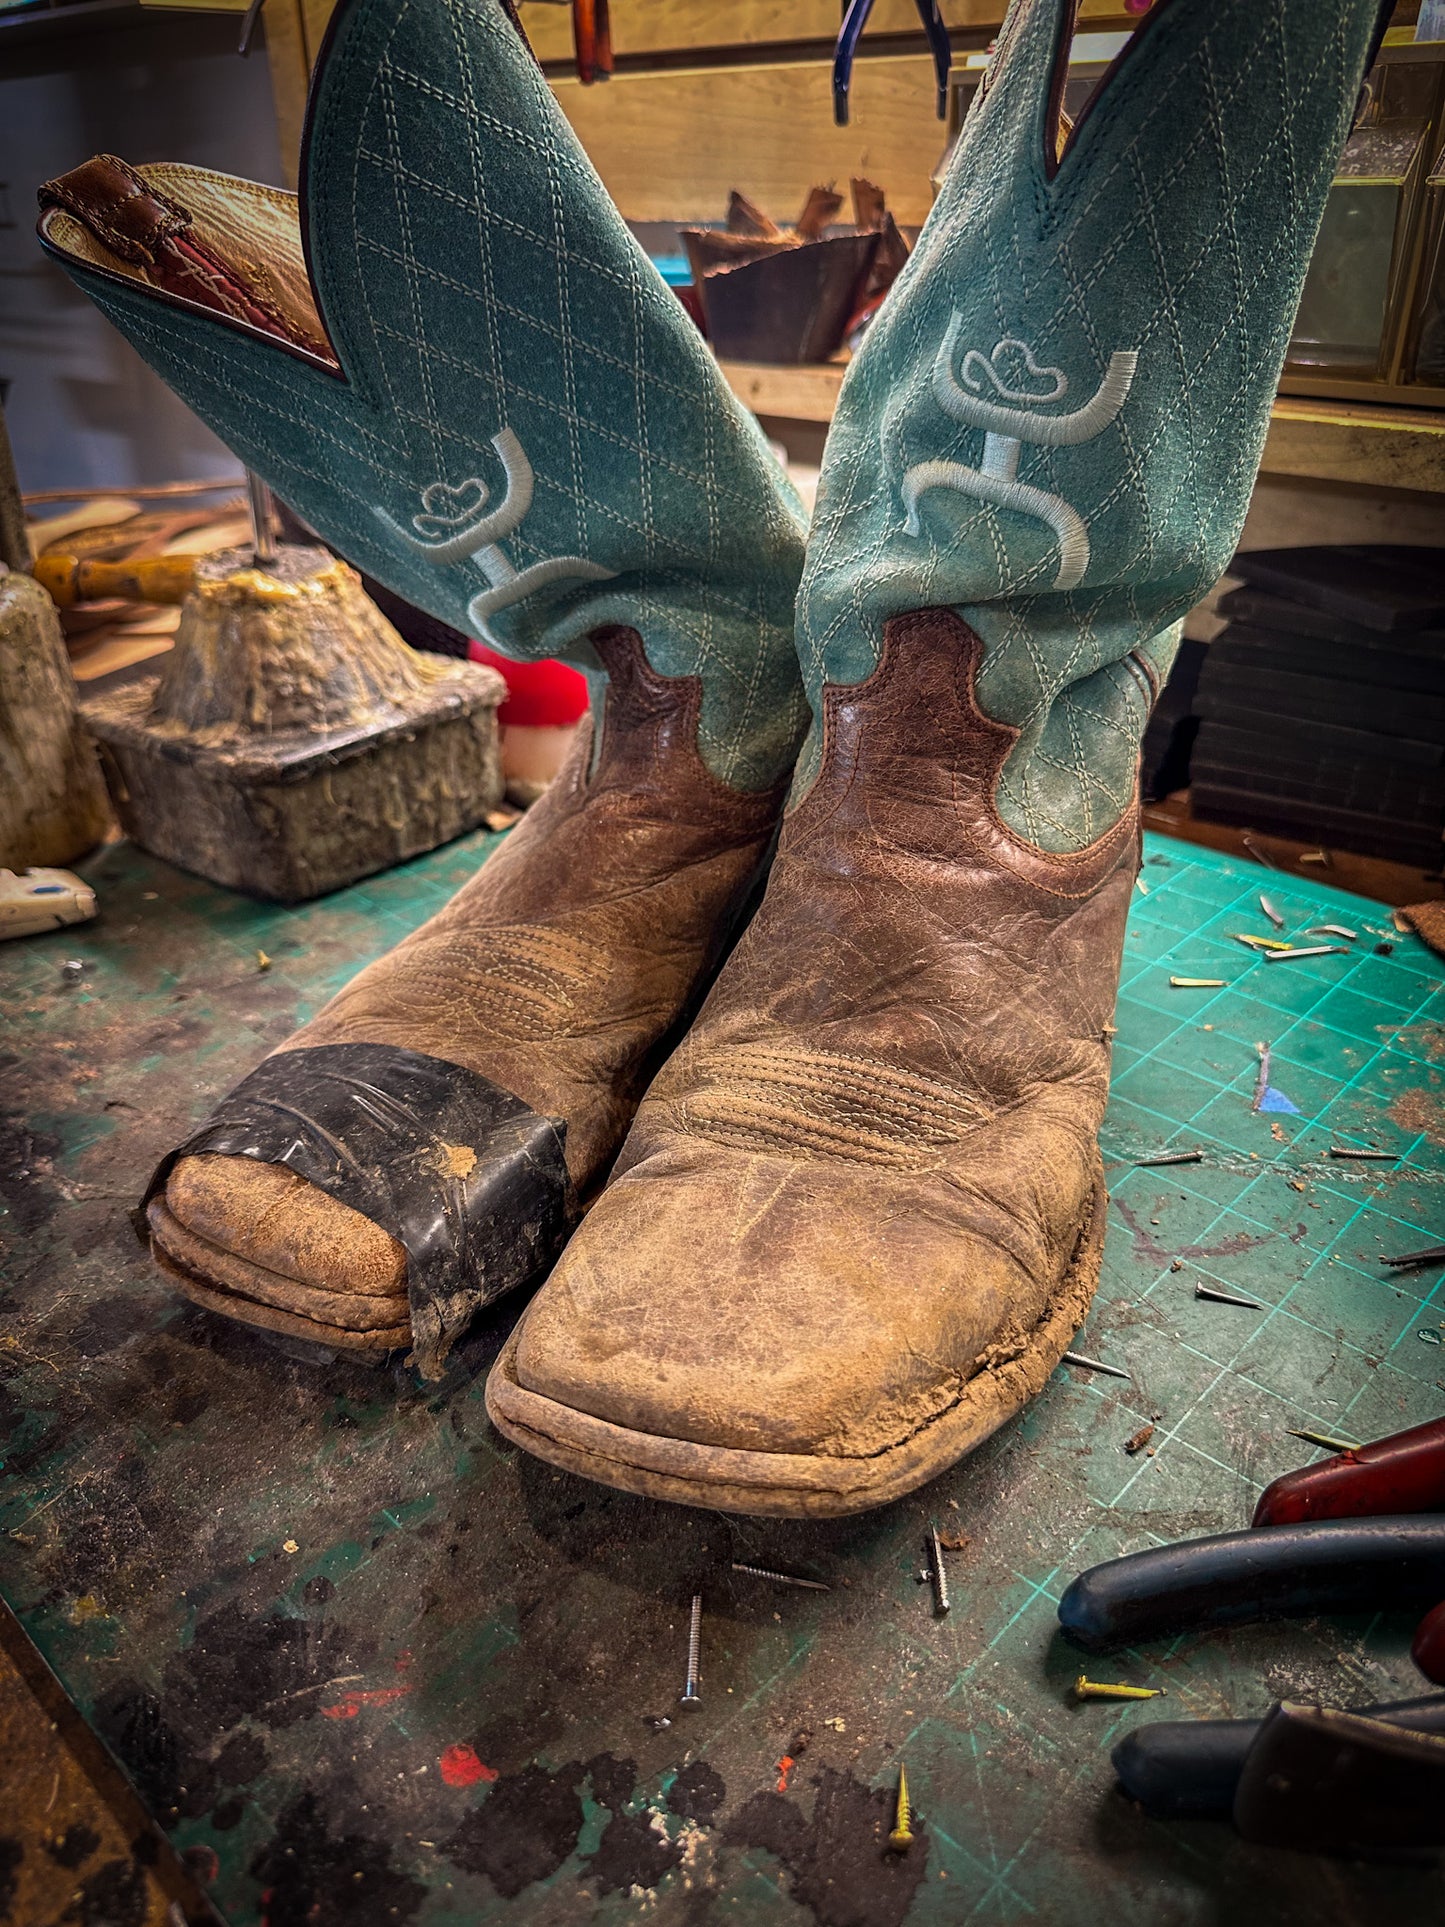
[372,426,615,645]
[932,315,1137,446]
[900,315,1138,593]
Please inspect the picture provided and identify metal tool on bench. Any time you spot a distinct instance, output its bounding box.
[1065,1413,1445,1852]
[833,0,951,124]
[1114,1692,1445,1822]
[1062,1415,1445,1650]
[1116,1695,1445,1856]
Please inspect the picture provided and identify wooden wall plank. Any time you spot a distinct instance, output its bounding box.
[519,0,1140,63]
[552,55,948,224]
[301,0,337,60]
[263,0,312,187]
[268,2,1144,222]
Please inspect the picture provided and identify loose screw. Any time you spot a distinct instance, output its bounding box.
[680,1593,702,1704]
[731,1562,831,1592]
[888,1764,913,1851]
[928,1525,950,1616]
[1075,1675,1164,1701]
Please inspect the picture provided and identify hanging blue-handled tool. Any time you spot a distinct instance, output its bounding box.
[834,0,951,127]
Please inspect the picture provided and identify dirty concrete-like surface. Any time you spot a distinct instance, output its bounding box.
[1,827,1443,1925]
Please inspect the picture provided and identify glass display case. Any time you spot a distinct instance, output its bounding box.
[1287,121,1430,377]
[1409,138,1445,382]
[939,23,1445,411]
[1281,40,1445,402]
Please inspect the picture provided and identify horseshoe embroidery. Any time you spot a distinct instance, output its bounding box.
[373,427,615,646]
[901,315,1138,592]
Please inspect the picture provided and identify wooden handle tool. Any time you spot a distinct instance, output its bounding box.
[32,552,199,607]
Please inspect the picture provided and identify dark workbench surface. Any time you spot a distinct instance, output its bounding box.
[2,827,1443,1926]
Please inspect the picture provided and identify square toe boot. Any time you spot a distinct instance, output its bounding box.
[37,0,808,1375]
[486,0,1387,1510]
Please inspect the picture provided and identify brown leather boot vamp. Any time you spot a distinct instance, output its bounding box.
[149,630,784,1359]
[486,614,1130,1514]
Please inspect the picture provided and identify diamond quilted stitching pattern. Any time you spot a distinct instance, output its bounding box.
[795,0,1378,847]
[55,0,808,791]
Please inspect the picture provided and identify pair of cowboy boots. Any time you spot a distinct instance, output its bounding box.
[40,0,1383,1516]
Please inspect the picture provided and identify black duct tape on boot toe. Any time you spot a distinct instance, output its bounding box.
[139,1044,573,1379]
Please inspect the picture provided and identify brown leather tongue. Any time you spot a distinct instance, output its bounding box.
[156,1155,409,1335]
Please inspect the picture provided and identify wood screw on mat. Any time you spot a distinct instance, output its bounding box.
[680,1593,702,1704]
[928,1525,950,1616]
[731,1562,830,1592]
[1075,1675,1164,1701]
[888,1765,914,1852]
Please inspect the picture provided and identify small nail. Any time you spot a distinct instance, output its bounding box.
[1286,1429,1360,1454]
[1195,1281,1263,1309]
[1264,945,1349,963]
[1061,1351,1131,1382]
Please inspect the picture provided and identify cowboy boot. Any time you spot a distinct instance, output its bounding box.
[487,0,1386,1510]
[37,0,808,1375]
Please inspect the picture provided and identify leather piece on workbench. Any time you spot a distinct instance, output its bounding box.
[1400,900,1445,958]
[0,1608,202,1926]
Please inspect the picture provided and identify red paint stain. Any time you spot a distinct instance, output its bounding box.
[1113,1198,1272,1267]
[439,1742,498,1788]
[320,1684,411,1720]
[775,1754,795,1793]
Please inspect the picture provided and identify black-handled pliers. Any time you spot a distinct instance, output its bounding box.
[834,0,951,127]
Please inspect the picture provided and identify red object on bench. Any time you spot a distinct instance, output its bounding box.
[467,642,590,729]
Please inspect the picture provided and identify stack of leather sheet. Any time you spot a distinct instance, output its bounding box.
[1190,545,1445,868]
[1140,636,1204,801]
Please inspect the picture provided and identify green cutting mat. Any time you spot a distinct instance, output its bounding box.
[1,827,1442,1927]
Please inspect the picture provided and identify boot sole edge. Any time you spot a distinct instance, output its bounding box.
[484,1168,1107,1519]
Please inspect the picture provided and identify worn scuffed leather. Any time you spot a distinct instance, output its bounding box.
[151,628,785,1346]
[486,612,1131,1511]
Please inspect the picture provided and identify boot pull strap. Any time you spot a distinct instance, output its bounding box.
[39,156,336,364]
[38,154,190,266]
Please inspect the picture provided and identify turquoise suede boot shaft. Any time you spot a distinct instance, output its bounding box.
[482,0,1389,1518]
[40,0,809,791]
[796,0,1384,847]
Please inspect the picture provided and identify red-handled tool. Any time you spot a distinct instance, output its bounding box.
[1254,1416,1445,1685]
[1414,1598,1445,1684]
[1252,1415,1445,1528]
[572,0,613,84]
